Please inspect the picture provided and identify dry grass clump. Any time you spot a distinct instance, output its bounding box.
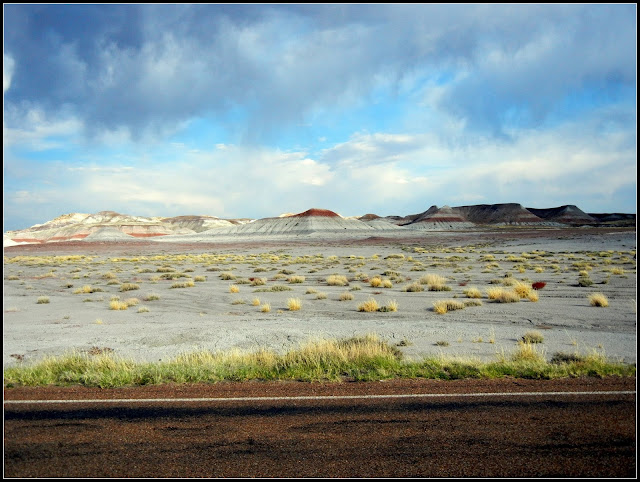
[381,279,393,289]
[143,293,160,301]
[252,297,261,306]
[463,287,482,299]
[229,284,240,293]
[357,297,379,312]
[287,298,302,311]
[260,303,271,313]
[171,280,195,289]
[194,276,206,282]
[403,282,424,292]
[339,292,355,301]
[486,287,520,303]
[369,277,383,288]
[589,293,609,307]
[137,306,150,313]
[327,274,349,286]
[36,296,50,304]
[119,283,140,292]
[73,285,102,294]
[512,281,532,299]
[124,298,140,307]
[219,272,236,280]
[527,291,539,302]
[378,300,398,312]
[109,300,129,310]
[432,299,466,314]
[315,292,328,300]
[511,342,546,363]
[250,277,266,286]
[521,331,544,344]
[288,275,306,284]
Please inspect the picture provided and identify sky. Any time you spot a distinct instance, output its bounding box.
[3,4,637,232]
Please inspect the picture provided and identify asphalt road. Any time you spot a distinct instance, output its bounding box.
[4,377,636,477]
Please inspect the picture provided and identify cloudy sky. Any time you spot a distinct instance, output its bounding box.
[3,4,636,231]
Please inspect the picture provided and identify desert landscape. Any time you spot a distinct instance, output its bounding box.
[3,204,636,370]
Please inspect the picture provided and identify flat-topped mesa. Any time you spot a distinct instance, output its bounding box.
[293,208,341,218]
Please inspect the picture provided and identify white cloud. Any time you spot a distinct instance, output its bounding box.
[3,54,15,93]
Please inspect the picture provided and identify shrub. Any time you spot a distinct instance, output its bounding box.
[513,281,532,299]
[522,331,544,344]
[109,300,129,310]
[433,299,465,314]
[463,287,482,299]
[531,281,546,290]
[578,277,594,287]
[589,293,609,307]
[403,282,424,292]
[37,296,50,304]
[120,283,140,292]
[327,275,349,286]
[287,298,302,311]
[369,277,383,288]
[486,288,520,303]
[357,298,379,312]
[378,300,398,312]
[171,280,195,289]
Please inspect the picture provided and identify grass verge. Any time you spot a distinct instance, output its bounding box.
[3,335,635,388]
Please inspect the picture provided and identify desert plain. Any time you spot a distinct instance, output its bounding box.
[3,225,636,370]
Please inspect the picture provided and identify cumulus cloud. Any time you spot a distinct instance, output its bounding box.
[4,4,635,141]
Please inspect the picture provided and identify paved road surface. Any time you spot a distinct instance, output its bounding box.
[4,377,636,477]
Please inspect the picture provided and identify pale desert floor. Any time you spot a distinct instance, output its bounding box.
[3,228,636,368]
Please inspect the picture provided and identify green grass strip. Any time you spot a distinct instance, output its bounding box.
[4,335,635,388]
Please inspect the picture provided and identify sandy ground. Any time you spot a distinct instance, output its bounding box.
[3,228,636,368]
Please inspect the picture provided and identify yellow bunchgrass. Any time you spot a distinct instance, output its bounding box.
[589,293,609,307]
[229,284,240,293]
[73,285,95,294]
[339,292,354,301]
[252,297,261,306]
[287,298,302,311]
[171,280,195,289]
[379,299,398,312]
[36,296,50,304]
[119,283,140,292]
[463,287,482,299]
[381,279,393,289]
[124,298,139,307]
[288,275,306,284]
[369,277,383,288]
[432,299,466,314]
[194,276,206,282]
[486,287,520,303]
[109,300,129,310]
[419,274,447,286]
[260,303,271,313]
[512,281,532,298]
[357,298,379,312]
[326,274,349,286]
[528,291,539,302]
[250,277,266,286]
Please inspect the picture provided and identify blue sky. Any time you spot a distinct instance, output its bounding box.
[3,4,636,231]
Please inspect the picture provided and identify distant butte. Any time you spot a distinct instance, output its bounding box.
[293,208,341,218]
